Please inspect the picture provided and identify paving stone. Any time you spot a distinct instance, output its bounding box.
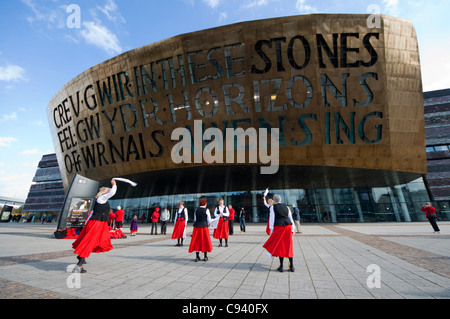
[0,222,449,300]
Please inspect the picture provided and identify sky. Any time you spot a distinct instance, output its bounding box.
[0,0,449,200]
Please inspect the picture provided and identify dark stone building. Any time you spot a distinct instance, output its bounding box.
[423,88,450,219]
[23,154,65,222]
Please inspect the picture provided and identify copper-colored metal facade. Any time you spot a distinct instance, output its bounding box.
[47,14,426,196]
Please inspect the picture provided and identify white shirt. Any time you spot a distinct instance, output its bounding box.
[97,185,117,204]
[264,198,295,234]
[160,209,170,221]
[214,205,229,218]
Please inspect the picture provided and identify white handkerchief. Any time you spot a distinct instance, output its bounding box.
[209,217,220,229]
[113,177,137,187]
[264,188,269,197]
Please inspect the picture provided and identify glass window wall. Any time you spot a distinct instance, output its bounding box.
[108,178,439,224]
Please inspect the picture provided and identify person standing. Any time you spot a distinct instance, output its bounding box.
[151,208,160,235]
[213,199,229,247]
[108,209,116,229]
[172,201,188,246]
[189,198,213,262]
[228,204,235,235]
[263,194,295,272]
[72,179,117,273]
[421,202,440,233]
[160,207,170,235]
[115,206,125,229]
[239,207,246,233]
[130,215,138,236]
[292,204,302,234]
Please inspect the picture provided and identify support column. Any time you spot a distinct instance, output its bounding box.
[353,189,364,222]
[252,191,259,222]
[326,188,337,223]
[393,186,411,222]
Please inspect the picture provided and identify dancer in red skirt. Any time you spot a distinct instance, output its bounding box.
[263,194,295,272]
[172,201,188,246]
[189,198,212,261]
[213,198,229,247]
[72,179,117,273]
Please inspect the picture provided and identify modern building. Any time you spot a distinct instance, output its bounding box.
[423,88,450,220]
[22,154,65,222]
[47,14,436,223]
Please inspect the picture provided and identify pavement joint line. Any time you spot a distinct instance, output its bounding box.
[323,225,450,278]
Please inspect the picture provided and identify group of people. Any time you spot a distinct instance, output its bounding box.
[71,180,297,273]
[71,180,442,274]
[171,199,233,252]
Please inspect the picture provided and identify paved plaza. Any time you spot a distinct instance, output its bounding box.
[0,221,449,301]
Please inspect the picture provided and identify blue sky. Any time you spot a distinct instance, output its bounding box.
[0,0,449,200]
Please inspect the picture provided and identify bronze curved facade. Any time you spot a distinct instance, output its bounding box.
[47,14,426,198]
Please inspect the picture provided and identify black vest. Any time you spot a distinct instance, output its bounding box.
[89,200,110,222]
[273,203,292,226]
[216,206,229,221]
[177,207,186,221]
[193,207,208,227]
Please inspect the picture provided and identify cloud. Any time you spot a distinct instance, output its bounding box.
[19,148,40,156]
[97,0,126,24]
[203,0,220,8]
[21,0,65,29]
[80,21,123,55]
[0,171,34,199]
[219,12,228,23]
[296,0,318,13]
[243,0,269,9]
[0,65,26,82]
[21,0,125,56]
[0,112,18,123]
[0,137,17,148]
[420,42,450,91]
[383,0,400,15]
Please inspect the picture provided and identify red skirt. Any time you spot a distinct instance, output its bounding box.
[172,218,186,239]
[189,227,213,253]
[72,220,113,258]
[263,225,294,258]
[213,218,229,239]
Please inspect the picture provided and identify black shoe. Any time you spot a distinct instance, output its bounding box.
[75,265,87,273]
[203,256,209,261]
[289,265,295,272]
[277,266,284,272]
[195,257,200,262]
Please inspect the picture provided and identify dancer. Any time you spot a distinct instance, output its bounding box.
[72,179,117,273]
[213,198,229,247]
[189,198,213,262]
[263,193,295,272]
[172,201,188,246]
